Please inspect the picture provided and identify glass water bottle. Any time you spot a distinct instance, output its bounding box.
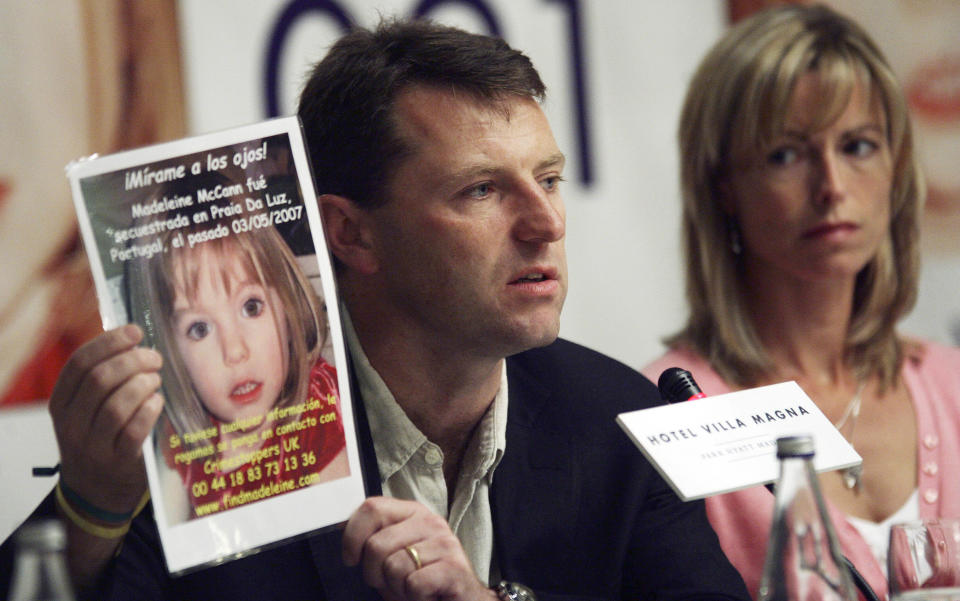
[758,436,856,601]
[8,519,76,601]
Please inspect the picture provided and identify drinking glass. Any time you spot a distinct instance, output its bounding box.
[889,519,960,601]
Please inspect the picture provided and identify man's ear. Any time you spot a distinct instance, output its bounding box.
[319,194,379,275]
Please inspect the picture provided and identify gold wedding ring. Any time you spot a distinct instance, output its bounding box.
[404,544,422,570]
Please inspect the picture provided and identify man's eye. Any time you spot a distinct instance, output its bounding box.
[186,321,210,340]
[242,298,265,318]
[466,183,491,199]
[540,175,564,192]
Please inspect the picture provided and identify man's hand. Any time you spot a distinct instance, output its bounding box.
[50,324,164,518]
[342,497,499,601]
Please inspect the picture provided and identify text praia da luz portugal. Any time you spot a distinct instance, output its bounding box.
[107,166,302,263]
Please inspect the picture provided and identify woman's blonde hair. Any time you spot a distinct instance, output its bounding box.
[670,3,924,389]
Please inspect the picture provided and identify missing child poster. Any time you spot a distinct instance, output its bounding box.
[65,117,366,574]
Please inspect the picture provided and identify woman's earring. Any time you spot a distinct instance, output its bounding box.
[727,216,742,256]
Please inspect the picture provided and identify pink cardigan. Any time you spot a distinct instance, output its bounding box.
[642,341,960,600]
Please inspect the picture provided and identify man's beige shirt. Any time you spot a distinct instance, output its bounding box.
[343,313,508,584]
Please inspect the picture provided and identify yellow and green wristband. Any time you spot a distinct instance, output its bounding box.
[54,480,150,539]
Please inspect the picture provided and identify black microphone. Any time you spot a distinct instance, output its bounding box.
[657,367,706,403]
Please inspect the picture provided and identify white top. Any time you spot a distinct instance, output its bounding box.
[343,312,508,584]
[846,488,919,578]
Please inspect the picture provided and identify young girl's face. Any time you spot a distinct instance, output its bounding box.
[171,245,289,425]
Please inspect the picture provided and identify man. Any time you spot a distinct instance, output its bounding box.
[1,20,749,601]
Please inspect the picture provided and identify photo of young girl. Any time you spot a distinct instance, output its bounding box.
[125,171,349,524]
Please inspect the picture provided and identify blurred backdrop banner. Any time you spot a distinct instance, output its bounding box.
[2,0,958,408]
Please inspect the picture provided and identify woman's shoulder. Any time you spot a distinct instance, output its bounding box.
[902,336,960,375]
[902,336,960,406]
[641,346,732,396]
[900,337,960,447]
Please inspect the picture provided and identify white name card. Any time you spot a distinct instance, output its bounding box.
[616,381,861,501]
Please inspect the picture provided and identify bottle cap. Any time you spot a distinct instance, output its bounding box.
[15,519,66,552]
[776,435,815,458]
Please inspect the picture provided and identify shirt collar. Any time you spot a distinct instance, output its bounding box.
[342,308,508,484]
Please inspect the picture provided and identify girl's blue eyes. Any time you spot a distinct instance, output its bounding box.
[242,298,265,318]
[186,321,210,341]
[184,297,265,340]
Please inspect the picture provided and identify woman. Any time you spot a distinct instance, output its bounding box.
[643,5,960,599]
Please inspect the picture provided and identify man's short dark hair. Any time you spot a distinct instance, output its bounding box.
[297,18,546,209]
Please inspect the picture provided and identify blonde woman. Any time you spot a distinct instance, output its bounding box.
[644,5,960,599]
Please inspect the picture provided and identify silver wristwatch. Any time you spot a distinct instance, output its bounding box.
[495,581,537,601]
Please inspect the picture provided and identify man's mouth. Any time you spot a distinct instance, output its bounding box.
[512,273,547,284]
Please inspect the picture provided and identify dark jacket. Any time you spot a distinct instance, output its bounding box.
[2,339,749,601]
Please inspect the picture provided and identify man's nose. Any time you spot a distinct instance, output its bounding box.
[513,182,565,243]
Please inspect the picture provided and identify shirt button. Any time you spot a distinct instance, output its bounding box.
[923,434,939,449]
[923,462,939,476]
[424,448,442,466]
[924,489,939,504]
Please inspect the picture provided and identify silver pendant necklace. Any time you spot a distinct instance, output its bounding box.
[833,382,866,490]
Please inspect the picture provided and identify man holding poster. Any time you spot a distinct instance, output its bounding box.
[0,19,749,601]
